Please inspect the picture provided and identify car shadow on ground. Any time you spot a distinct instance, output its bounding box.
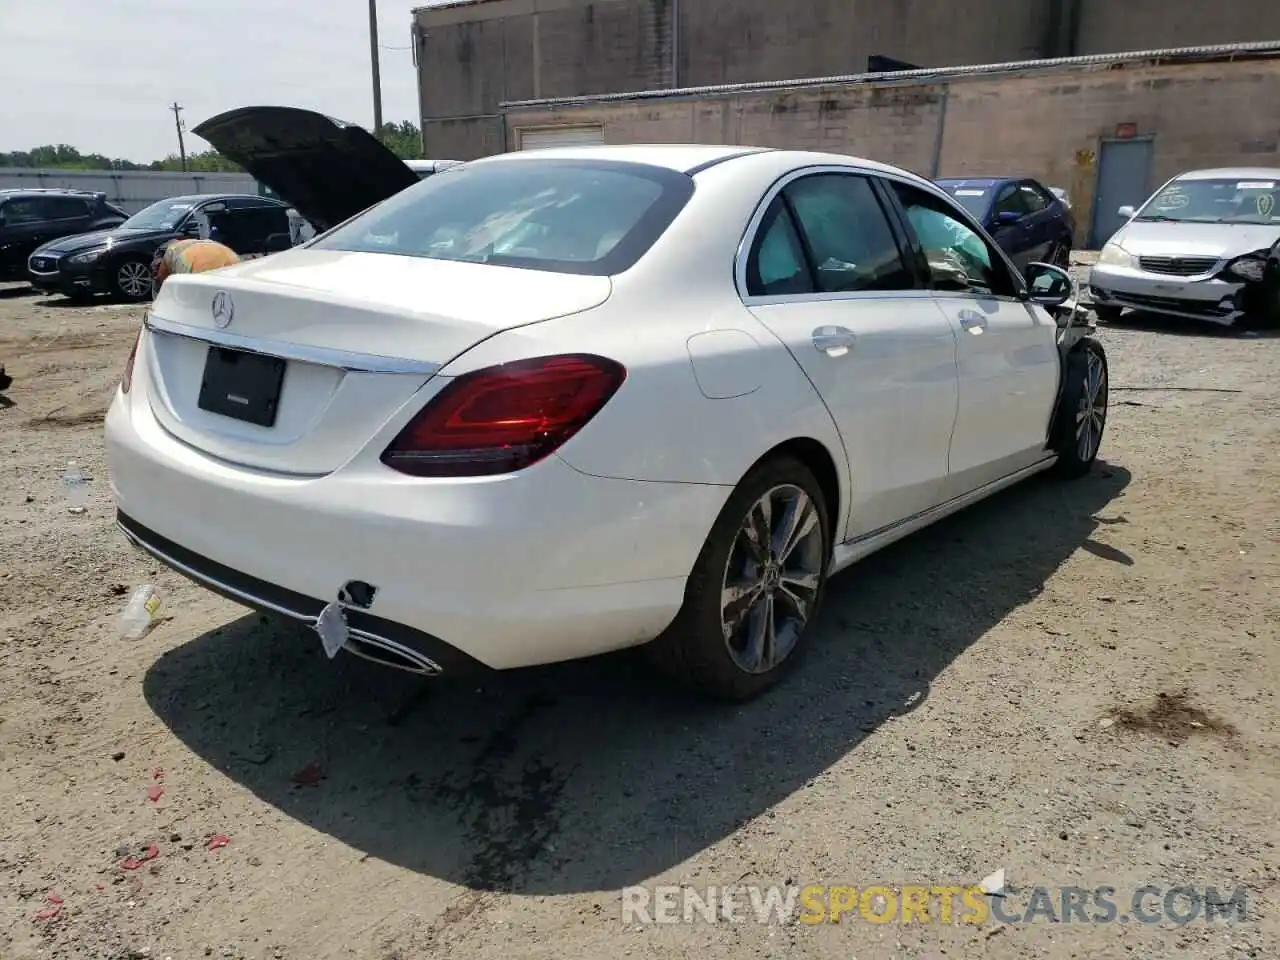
[143,462,1131,895]
[0,283,38,299]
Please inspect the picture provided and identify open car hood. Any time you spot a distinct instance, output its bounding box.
[193,106,422,232]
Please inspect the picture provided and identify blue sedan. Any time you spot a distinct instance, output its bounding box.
[935,177,1076,272]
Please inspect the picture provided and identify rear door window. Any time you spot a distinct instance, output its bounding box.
[744,197,814,297]
[212,203,290,254]
[1017,182,1050,213]
[44,197,91,220]
[1,198,53,224]
[312,159,695,276]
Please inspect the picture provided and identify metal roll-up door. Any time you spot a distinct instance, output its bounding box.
[517,125,605,151]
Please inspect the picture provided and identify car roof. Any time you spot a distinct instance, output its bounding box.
[1174,167,1280,181]
[0,187,107,198]
[935,176,1043,187]
[475,143,773,174]
[473,144,961,191]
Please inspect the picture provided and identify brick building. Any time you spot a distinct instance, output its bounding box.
[412,0,1280,160]
[500,43,1280,247]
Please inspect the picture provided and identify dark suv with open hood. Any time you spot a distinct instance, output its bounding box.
[192,106,460,234]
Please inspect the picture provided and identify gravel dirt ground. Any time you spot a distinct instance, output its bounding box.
[0,275,1277,960]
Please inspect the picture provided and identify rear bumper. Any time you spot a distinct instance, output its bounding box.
[104,381,729,671]
[1088,263,1245,325]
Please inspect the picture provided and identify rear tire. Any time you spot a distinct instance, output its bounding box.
[114,257,153,302]
[647,455,831,701]
[1050,338,1108,479]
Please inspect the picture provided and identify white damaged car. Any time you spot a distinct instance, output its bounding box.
[1089,168,1280,328]
[105,141,1107,701]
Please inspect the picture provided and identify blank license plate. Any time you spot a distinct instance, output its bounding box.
[197,346,287,427]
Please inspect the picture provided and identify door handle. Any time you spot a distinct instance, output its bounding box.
[957,309,987,333]
[812,325,856,356]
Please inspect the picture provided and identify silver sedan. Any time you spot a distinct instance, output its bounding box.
[1088,167,1280,328]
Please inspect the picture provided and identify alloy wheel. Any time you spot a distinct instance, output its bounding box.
[117,261,151,299]
[1076,350,1108,461]
[720,483,825,675]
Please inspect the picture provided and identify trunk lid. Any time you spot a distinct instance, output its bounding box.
[142,248,612,475]
[192,106,422,231]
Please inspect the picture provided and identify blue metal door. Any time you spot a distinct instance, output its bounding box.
[1089,138,1154,248]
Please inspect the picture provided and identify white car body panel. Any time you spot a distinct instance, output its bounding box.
[933,291,1061,496]
[107,365,723,669]
[105,144,1074,675]
[748,293,957,540]
[145,252,611,474]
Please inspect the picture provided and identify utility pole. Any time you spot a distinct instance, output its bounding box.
[368,0,384,137]
[170,102,187,172]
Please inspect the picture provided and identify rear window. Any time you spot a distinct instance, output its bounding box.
[311,158,694,275]
[938,184,993,218]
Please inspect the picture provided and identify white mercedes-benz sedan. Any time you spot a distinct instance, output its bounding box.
[105,141,1108,701]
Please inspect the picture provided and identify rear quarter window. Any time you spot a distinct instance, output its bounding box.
[311,158,695,276]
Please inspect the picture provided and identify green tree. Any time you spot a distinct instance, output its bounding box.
[2,120,423,171]
[375,121,424,160]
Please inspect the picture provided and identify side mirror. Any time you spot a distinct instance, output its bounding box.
[180,220,201,238]
[1024,262,1073,307]
[994,210,1022,226]
[1117,205,1136,219]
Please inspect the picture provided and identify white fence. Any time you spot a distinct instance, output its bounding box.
[0,168,262,213]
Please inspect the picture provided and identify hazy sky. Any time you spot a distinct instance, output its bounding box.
[1,0,435,162]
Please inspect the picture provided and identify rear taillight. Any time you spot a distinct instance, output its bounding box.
[381,354,626,477]
[121,325,143,394]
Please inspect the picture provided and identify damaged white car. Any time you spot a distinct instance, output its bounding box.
[1089,167,1280,328]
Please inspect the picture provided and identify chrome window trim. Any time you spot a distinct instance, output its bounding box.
[734,164,1028,307]
[143,311,440,376]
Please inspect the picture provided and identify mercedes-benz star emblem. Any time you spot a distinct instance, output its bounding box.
[211,291,234,329]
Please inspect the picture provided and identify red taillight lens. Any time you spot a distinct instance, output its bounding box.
[121,326,143,394]
[381,354,626,477]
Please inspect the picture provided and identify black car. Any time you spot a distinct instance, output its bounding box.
[27,194,294,301]
[934,177,1076,272]
[0,188,127,283]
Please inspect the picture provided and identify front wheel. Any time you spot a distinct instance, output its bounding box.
[647,455,831,701]
[114,257,153,302]
[1050,338,1108,479]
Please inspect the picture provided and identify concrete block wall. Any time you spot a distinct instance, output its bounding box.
[677,0,1049,86]
[504,56,1280,244]
[416,0,674,158]
[417,0,1280,160]
[936,59,1280,234]
[1074,1,1280,55]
